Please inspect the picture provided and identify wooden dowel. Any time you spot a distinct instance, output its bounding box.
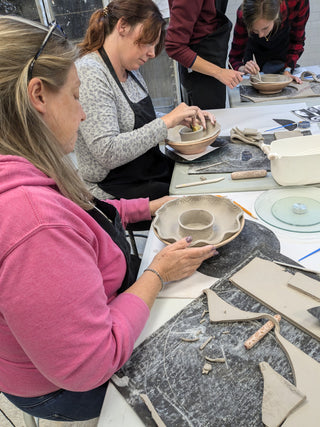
[244,315,281,349]
[231,170,267,180]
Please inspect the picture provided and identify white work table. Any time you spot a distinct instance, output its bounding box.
[98,97,320,425]
[227,65,320,108]
[169,102,320,194]
[98,188,320,426]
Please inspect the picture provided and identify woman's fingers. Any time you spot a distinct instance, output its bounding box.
[151,239,218,282]
[244,60,260,75]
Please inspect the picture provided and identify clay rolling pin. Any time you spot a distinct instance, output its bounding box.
[231,170,267,180]
[244,315,281,349]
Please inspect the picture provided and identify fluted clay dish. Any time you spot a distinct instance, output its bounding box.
[250,74,292,94]
[166,120,221,155]
[153,195,244,247]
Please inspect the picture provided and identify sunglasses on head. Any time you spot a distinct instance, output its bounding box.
[27,21,66,82]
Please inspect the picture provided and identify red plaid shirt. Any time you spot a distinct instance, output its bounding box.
[229,0,309,71]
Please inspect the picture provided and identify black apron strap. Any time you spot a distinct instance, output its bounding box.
[179,11,232,109]
[97,47,173,200]
[98,48,148,111]
[88,198,140,292]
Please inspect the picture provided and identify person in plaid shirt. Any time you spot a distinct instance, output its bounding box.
[229,0,309,83]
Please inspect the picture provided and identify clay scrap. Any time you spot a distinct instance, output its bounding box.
[229,257,320,341]
[259,362,305,427]
[203,288,320,426]
[287,272,320,302]
[140,394,166,427]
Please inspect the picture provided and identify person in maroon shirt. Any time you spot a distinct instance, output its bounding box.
[165,0,243,109]
[229,0,309,83]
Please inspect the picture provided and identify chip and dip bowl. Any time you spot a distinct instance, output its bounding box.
[166,120,221,155]
[153,195,244,248]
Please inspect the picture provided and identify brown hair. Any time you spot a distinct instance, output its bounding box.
[242,0,282,34]
[78,0,166,57]
[0,16,93,209]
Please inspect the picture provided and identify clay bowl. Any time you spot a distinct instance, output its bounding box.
[153,195,244,247]
[166,120,221,155]
[250,74,292,94]
[178,209,215,241]
[179,125,204,141]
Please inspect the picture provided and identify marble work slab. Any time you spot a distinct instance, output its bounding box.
[115,247,320,426]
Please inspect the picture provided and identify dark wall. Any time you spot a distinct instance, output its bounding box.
[0,0,39,21]
[49,0,103,41]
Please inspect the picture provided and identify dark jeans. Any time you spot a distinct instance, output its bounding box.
[3,382,108,421]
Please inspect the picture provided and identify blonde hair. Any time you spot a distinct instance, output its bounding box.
[0,15,93,209]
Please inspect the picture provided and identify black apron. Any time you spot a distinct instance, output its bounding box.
[179,10,232,109]
[88,198,140,292]
[244,0,290,74]
[97,47,173,201]
[2,200,137,410]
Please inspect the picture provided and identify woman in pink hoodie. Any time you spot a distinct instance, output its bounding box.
[0,15,216,421]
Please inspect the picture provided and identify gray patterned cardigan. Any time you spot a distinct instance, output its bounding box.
[75,52,168,199]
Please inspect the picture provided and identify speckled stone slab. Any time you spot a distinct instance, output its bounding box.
[115,247,320,427]
[198,219,280,278]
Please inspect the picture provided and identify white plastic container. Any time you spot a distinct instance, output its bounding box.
[263,134,320,186]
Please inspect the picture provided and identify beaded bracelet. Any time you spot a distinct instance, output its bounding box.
[144,268,164,291]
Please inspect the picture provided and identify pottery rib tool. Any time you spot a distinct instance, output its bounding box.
[244,315,281,349]
[231,170,267,180]
[273,260,320,275]
[175,177,224,189]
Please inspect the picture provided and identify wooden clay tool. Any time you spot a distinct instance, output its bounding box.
[244,315,281,349]
[231,170,267,180]
[252,53,261,81]
[175,177,224,189]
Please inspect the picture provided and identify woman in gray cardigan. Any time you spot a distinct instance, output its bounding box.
[76,0,214,201]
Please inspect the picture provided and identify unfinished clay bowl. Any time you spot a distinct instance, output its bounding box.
[153,195,244,247]
[250,74,292,94]
[166,120,221,155]
[179,125,204,141]
[178,209,214,241]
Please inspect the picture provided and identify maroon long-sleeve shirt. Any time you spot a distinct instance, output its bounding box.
[229,0,309,71]
[165,0,220,68]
